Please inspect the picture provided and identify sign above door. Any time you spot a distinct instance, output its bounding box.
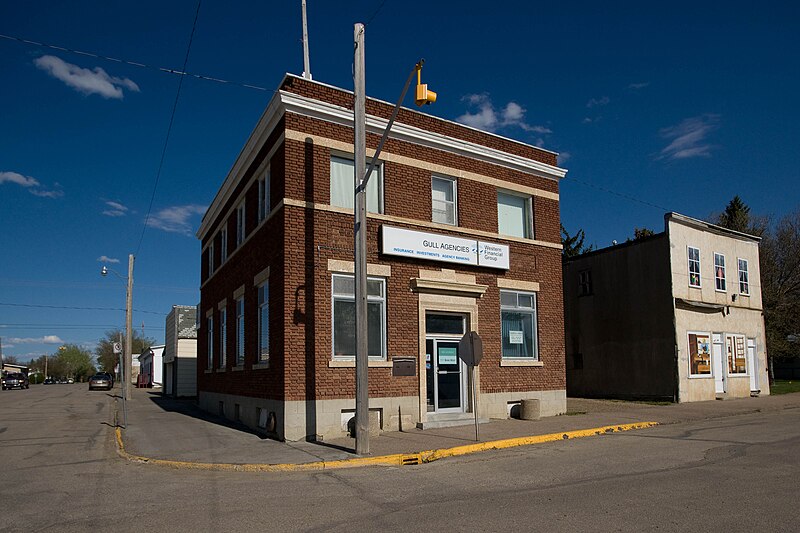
[381,225,510,269]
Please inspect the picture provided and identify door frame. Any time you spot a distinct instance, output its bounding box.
[712,333,726,394]
[417,291,480,424]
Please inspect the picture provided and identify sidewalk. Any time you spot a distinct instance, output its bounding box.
[119,389,800,469]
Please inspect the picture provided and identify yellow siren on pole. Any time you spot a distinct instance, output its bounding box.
[414,62,437,106]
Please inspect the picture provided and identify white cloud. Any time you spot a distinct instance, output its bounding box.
[558,151,572,164]
[658,114,720,160]
[102,200,129,217]
[0,171,63,198]
[628,82,650,90]
[456,94,551,136]
[34,55,140,100]
[7,335,64,345]
[97,255,120,264]
[586,96,610,108]
[145,204,207,236]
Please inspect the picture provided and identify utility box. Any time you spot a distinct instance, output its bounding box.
[392,357,416,377]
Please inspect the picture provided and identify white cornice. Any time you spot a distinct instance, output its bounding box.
[198,90,568,240]
[280,91,568,182]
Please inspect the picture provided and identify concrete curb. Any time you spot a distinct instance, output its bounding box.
[114,421,659,472]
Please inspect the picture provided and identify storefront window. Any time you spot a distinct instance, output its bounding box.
[688,332,711,375]
[332,274,386,359]
[727,334,747,374]
[500,290,538,359]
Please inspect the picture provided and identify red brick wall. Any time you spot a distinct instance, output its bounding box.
[199,77,566,404]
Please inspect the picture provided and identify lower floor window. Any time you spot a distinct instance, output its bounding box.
[688,332,711,375]
[332,274,386,359]
[727,334,747,374]
[500,290,538,359]
[258,283,269,364]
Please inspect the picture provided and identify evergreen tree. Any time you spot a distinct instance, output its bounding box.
[561,224,594,258]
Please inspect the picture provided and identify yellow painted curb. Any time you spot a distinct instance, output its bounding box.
[115,421,658,472]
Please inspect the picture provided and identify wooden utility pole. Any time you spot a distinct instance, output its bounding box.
[353,22,369,456]
[125,254,134,401]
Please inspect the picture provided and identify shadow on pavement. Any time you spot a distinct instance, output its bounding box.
[143,391,269,440]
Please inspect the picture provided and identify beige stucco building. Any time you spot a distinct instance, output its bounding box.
[564,212,769,402]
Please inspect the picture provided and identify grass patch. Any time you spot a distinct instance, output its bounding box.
[771,380,800,395]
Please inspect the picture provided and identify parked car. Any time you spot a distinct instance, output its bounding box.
[88,373,112,391]
[43,378,55,385]
[101,372,115,387]
[2,373,29,390]
[67,378,75,384]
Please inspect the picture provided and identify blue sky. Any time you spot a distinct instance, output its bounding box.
[1,1,798,362]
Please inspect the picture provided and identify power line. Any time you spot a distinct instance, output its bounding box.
[0,32,269,92]
[563,174,672,213]
[365,0,389,26]
[1,323,163,330]
[136,0,203,257]
[0,302,167,316]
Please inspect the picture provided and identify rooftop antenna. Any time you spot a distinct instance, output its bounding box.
[301,0,312,79]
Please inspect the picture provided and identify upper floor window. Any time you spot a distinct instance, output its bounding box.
[738,258,750,295]
[500,290,538,359]
[207,241,215,275]
[578,269,593,296]
[714,253,726,292]
[332,274,386,359]
[330,156,383,213]
[220,227,228,263]
[497,191,533,239]
[258,283,269,365]
[258,167,270,222]
[688,246,701,287]
[431,176,457,225]
[236,202,246,246]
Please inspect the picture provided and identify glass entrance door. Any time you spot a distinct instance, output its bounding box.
[425,313,467,414]
[426,339,465,413]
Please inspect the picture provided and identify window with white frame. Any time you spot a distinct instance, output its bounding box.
[497,191,533,239]
[688,246,701,287]
[236,202,246,246]
[219,308,227,369]
[220,227,228,263]
[431,176,457,225]
[714,253,726,291]
[258,283,269,364]
[235,296,245,366]
[330,156,383,213]
[500,290,538,359]
[258,167,270,222]
[206,315,214,369]
[726,334,747,374]
[688,332,712,376]
[738,258,750,295]
[332,274,386,359]
[207,242,215,275]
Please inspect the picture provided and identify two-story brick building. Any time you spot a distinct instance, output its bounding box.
[196,74,568,441]
[564,212,770,402]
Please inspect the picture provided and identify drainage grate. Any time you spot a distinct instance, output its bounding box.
[401,454,421,466]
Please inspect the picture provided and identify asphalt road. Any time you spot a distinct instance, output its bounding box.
[2,385,798,532]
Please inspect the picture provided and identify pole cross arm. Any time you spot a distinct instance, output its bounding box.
[359,59,425,192]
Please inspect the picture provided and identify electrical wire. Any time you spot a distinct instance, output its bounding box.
[135,0,203,257]
[365,0,389,26]
[0,302,167,316]
[563,174,673,213]
[0,32,269,92]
